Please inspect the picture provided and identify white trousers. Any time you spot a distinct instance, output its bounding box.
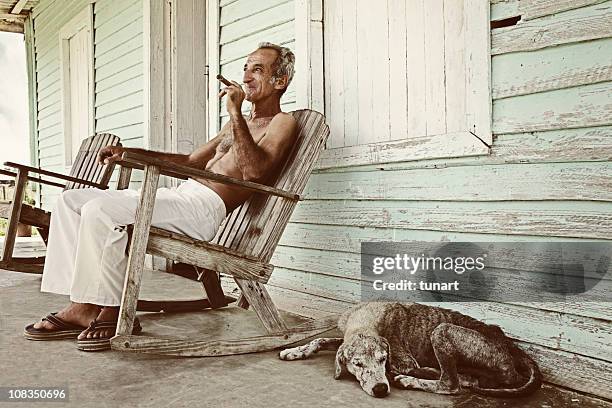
[40,179,226,306]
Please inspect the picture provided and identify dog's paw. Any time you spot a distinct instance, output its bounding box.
[279,347,307,360]
[393,375,419,389]
[394,375,462,395]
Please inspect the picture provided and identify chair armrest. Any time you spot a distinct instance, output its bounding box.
[0,168,65,189]
[117,151,300,201]
[3,162,108,189]
[0,168,16,178]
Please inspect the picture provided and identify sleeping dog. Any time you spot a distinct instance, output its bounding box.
[280,302,541,398]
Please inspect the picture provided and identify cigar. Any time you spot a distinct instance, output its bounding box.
[216,74,234,87]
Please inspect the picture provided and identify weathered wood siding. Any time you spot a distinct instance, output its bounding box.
[32,0,144,209]
[94,0,144,150]
[263,0,612,398]
[93,0,144,190]
[215,0,296,130]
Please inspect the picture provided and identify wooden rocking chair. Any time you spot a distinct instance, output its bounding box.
[110,109,337,356]
[0,134,121,273]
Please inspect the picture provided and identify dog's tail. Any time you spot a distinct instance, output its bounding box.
[472,346,542,398]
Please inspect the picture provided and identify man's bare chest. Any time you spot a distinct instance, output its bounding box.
[215,123,268,154]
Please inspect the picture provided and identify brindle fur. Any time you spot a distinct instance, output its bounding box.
[280,302,542,398]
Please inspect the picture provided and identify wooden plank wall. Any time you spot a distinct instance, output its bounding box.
[33,0,145,209]
[94,0,144,149]
[94,0,144,190]
[216,0,296,129]
[254,0,612,399]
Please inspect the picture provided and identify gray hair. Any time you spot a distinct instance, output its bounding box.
[256,42,295,94]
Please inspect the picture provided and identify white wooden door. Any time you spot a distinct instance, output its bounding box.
[60,5,94,167]
[68,28,90,160]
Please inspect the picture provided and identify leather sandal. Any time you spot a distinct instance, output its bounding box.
[24,313,87,341]
[76,318,142,352]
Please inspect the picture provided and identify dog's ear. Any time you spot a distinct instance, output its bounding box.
[334,344,349,380]
[381,337,392,371]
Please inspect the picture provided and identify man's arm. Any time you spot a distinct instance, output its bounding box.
[230,112,297,181]
[98,123,230,168]
[184,122,231,168]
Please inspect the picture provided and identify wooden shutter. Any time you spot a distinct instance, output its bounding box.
[319,0,491,168]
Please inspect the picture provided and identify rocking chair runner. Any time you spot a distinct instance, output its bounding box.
[110,109,337,356]
[0,134,121,273]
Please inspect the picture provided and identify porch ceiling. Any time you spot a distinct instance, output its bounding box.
[0,0,38,33]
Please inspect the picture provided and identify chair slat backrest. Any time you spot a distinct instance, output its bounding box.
[211,110,329,261]
[64,133,121,190]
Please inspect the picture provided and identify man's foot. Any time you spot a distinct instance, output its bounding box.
[32,303,101,331]
[76,308,142,352]
[24,303,102,341]
[77,307,119,340]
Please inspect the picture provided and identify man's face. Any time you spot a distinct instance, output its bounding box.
[242,48,282,102]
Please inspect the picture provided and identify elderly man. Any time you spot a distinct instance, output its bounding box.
[25,42,297,350]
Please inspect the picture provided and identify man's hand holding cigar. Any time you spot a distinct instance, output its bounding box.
[217,74,245,117]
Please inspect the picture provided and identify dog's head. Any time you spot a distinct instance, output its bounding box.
[334,334,390,398]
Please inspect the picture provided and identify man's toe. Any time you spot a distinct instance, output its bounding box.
[33,320,52,330]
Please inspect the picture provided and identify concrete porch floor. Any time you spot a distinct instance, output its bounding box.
[1,269,611,408]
